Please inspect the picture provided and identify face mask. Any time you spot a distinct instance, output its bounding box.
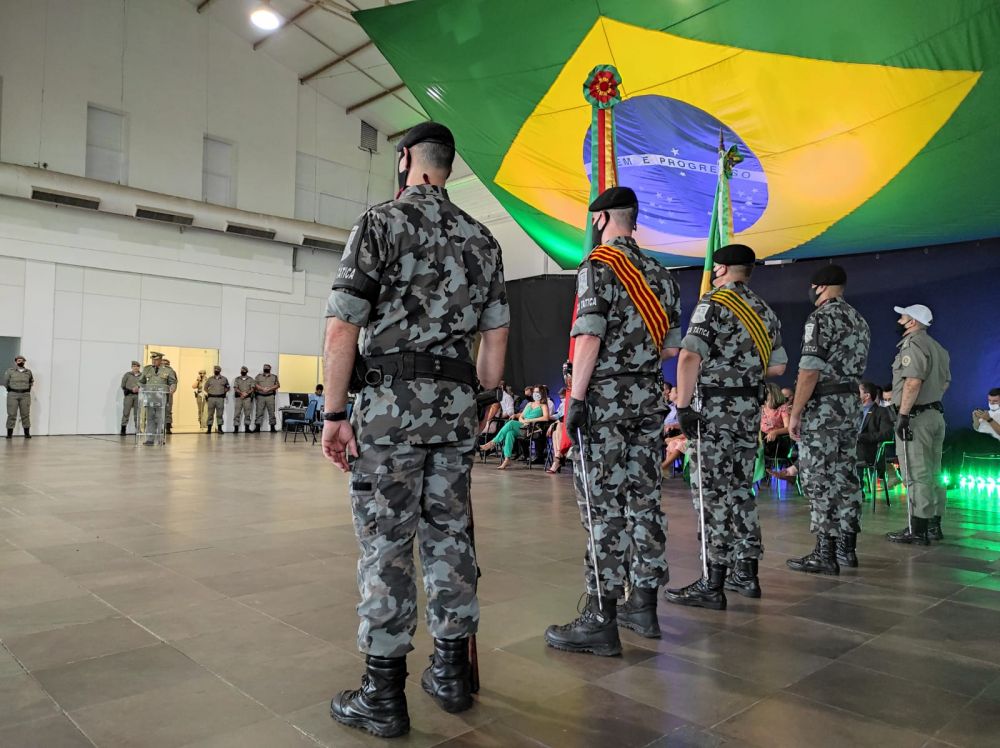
[808,286,821,304]
[397,150,410,192]
[532,392,542,402]
[263,368,271,374]
[896,321,909,337]
[241,370,248,375]
[989,403,1000,412]
[591,212,608,249]
[214,369,221,375]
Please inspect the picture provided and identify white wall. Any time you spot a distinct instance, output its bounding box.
[0,197,338,436]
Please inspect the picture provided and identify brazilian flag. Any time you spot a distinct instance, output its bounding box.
[357,0,999,268]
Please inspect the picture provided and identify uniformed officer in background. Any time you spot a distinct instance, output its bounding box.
[886,304,951,544]
[3,355,33,439]
[120,360,142,435]
[139,352,176,444]
[253,365,279,432]
[232,366,255,433]
[160,357,177,434]
[203,366,230,434]
[787,265,871,574]
[666,244,786,610]
[193,370,208,429]
[323,121,509,738]
[544,186,680,656]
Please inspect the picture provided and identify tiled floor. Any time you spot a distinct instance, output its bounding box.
[1,434,999,747]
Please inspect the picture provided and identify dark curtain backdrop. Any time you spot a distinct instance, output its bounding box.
[504,237,1000,464]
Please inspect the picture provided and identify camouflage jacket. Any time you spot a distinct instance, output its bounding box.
[327,184,509,446]
[682,281,787,390]
[139,365,177,392]
[799,297,870,422]
[572,235,681,423]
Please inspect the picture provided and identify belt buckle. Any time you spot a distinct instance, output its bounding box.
[364,367,384,387]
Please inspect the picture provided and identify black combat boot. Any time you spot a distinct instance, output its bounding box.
[836,533,859,568]
[928,516,944,541]
[330,655,409,738]
[217,424,224,434]
[120,426,127,436]
[206,425,212,434]
[23,428,30,439]
[663,563,728,610]
[270,424,277,433]
[421,638,474,713]
[786,535,839,575]
[6,428,12,439]
[617,586,661,638]
[725,559,762,598]
[886,516,930,545]
[544,593,622,656]
[232,426,239,433]
[165,424,172,434]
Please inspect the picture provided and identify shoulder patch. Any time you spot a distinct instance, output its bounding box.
[901,355,912,367]
[577,267,589,297]
[691,303,710,324]
[804,322,815,341]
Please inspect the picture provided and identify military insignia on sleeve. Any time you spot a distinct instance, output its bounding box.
[577,268,589,296]
[804,323,815,341]
[901,355,912,366]
[691,303,709,324]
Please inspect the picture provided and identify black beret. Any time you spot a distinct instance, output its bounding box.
[396,122,455,152]
[588,186,638,212]
[810,264,847,286]
[714,243,756,265]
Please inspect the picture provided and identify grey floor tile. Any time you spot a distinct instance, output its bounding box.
[4,615,159,671]
[0,673,60,728]
[0,714,95,747]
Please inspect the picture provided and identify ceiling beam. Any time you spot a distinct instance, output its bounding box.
[195,0,216,12]
[300,40,372,83]
[253,3,316,50]
[346,83,405,114]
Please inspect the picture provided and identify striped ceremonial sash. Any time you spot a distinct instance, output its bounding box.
[589,244,668,349]
[711,288,773,367]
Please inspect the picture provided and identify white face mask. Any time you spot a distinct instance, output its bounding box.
[532,392,542,402]
[989,403,1000,413]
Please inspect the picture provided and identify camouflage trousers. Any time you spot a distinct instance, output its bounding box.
[349,440,479,658]
[799,407,862,536]
[575,415,667,596]
[688,418,762,566]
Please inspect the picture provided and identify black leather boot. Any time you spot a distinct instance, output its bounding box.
[663,563,728,610]
[330,655,409,738]
[786,534,839,575]
[23,428,30,439]
[206,425,212,434]
[617,586,660,638]
[232,426,239,433]
[5,429,12,439]
[887,516,930,545]
[928,516,944,541]
[836,533,858,568]
[165,424,172,434]
[725,559,762,598]
[120,426,127,436]
[544,593,622,656]
[270,424,277,432]
[421,638,473,713]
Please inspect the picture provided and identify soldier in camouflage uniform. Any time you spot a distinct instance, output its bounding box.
[253,365,279,432]
[160,357,177,434]
[120,361,142,435]
[139,352,176,445]
[232,367,255,433]
[885,304,951,544]
[543,186,680,655]
[786,265,870,575]
[665,244,786,611]
[322,122,509,739]
[203,366,230,434]
[3,355,33,439]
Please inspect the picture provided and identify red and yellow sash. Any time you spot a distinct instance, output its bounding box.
[589,244,669,349]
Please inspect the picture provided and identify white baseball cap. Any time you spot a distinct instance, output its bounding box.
[893,304,933,326]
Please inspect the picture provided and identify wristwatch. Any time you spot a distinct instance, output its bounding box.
[323,410,348,422]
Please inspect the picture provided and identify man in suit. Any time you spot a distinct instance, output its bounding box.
[857,381,894,466]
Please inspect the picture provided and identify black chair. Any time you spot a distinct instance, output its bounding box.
[861,440,895,510]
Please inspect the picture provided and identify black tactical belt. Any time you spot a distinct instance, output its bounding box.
[363,352,477,388]
[592,371,662,381]
[700,385,762,399]
[812,382,856,397]
[7,388,30,393]
[912,401,944,415]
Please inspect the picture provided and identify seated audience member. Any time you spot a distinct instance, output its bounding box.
[308,385,324,413]
[480,380,516,435]
[781,386,794,403]
[663,381,679,435]
[546,386,571,474]
[480,384,551,469]
[761,383,791,457]
[879,384,897,415]
[973,387,1000,442]
[857,381,894,465]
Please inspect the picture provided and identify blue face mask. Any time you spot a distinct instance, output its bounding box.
[532,392,542,402]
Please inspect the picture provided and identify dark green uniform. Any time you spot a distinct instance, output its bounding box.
[204,374,230,429]
[233,373,255,428]
[120,365,142,430]
[4,363,33,434]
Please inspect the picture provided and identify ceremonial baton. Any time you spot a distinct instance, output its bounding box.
[898,434,912,533]
[695,420,709,579]
[576,427,604,612]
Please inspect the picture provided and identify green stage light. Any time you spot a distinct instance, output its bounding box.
[941,473,950,486]
[977,477,987,489]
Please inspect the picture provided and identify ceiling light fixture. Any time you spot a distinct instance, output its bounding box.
[250,5,282,31]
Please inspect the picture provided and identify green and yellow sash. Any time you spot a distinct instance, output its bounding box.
[590,244,669,349]
[710,288,773,367]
